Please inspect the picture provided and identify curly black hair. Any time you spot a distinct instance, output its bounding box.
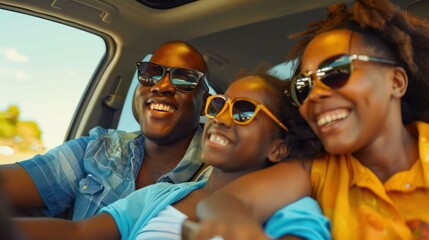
[235,71,325,160]
[287,0,429,123]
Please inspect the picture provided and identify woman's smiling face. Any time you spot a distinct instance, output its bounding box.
[298,29,397,155]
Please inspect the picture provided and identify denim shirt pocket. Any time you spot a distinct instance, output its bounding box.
[73,174,105,220]
[79,174,104,194]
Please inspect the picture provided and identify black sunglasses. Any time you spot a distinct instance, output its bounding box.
[136,61,207,92]
[205,95,288,131]
[287,54,397,106]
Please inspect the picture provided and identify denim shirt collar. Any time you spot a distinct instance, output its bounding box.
[130,126,204,184]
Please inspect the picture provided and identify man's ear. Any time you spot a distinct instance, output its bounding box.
[267,139,289,163]
[200,93,211,116]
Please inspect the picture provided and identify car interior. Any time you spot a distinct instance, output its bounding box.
[1,0,428,150]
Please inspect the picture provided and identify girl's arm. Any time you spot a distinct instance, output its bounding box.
[16,212,120,240]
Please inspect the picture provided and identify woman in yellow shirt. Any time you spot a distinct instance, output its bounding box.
[186,0,429,239]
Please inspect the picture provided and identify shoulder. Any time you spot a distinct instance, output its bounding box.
[82,127,142,177]
[265,196,331,240]
[111,180,206,207]
[89,126,140,141]
[86,126,142,153]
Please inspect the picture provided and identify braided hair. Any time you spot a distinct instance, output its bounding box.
[287,0,429,123]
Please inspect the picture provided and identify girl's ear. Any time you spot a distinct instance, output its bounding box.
[267,139,289,163]
[392,66,408,98]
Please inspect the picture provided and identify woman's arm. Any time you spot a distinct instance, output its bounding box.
[198,160,311,222]
[16,212,120,240]
[188,160,312,239]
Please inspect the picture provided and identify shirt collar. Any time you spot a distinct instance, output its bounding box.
[349,121,429,191]
[158,126,204,183]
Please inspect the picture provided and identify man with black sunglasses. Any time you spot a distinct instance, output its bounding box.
[0,40,212,220]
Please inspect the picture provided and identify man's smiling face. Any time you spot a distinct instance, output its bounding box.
[133,41,208,145]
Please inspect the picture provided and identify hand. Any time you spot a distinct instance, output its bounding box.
[182,219,199,240]
[181,219,270,240]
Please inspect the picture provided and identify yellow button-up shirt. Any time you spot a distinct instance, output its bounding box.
[311,121,429,239]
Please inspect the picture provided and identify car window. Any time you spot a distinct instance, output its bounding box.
[116,54,152,133]
[0,9,105,164]
[268,60,296,80]
[117,68,141,133]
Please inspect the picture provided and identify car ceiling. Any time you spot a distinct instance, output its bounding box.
[2,0,426,91]
[1,0,351,91]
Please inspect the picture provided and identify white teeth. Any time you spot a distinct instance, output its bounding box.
[209,134,228,146]
[317,110,349,127]
[149,103,174,112]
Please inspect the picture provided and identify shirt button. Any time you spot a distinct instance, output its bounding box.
[405,183,411,189]
[81,185,88,191]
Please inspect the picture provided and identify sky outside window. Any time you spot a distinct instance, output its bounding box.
[0,9,105,162]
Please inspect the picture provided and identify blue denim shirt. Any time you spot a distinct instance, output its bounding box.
[19,126,204,220]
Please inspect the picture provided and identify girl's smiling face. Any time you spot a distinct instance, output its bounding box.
[298,29,399,155]
[202,76,285,173]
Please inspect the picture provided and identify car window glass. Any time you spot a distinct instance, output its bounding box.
[116,54,152,133]
[0,9,105,164]
[268,60,295,80]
